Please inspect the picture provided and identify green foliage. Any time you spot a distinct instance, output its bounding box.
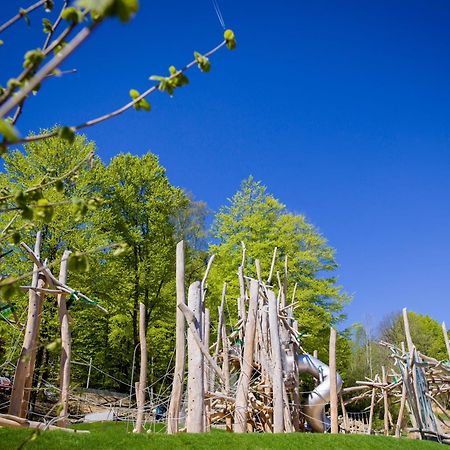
[224,29,236,50]
[0,119,19,143]
[209,177,350,361]
[57,126,76,143]
[150,66,189,96]
[129,89,151,111]
[61,7,84,24]
[194,52,211,73]
[380,310,448,360]
[23,49,45,69]
[77,0,139,23]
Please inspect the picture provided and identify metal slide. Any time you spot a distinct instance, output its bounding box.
[297,354,343,433]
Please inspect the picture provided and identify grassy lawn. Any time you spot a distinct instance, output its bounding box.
[0,422,443,450]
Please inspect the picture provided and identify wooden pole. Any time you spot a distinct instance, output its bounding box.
[395,381,407,438]
[9,233,45,418]
[204,307,211,431]
[221,315,232,432]
[367,387,376,434]
[382,366,389,436]
[267,290,284,433]
[234,279,259,432]
[56,250,71,427]
[135,302,147,433]
[186,281,204,432]
[329,327,339,434]
[167,240,186,434]
[402,308,414,353]
[442,322,450,360]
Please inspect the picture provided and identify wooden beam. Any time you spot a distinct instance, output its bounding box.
[329,327,339,434]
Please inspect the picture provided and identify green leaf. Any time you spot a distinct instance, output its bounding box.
[0,280,20,301]
[58,126,76,143]
[23,49,45,69]
[46,338,61,352]
[35,198,54,223]
[61,7,83,23]
[19,8,31,27]
[44,0,54,12]
[0,120,19,143]
[55,180,64,192]
[224,29,237,50]
[42,18,53,33]
[194,51,211,73]
[0,40,4,47]
[72,197,88,220]
[129,88,140,99]
[12,232,21,244]
[138,98,151,112]
[68,252,89,273]
[21,206,33,220]
[77,0,138,23]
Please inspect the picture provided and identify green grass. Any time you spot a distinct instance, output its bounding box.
[0,422,443,450]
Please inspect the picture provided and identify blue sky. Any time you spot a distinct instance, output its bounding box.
[2,1,450,332]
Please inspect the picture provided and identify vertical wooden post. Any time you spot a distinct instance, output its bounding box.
[395,382,407,438]
[267,290,284,433]
[135,302,147,433]
[329,327,338,434]
[367,387,376,434]
[382,366,389,436]
[442,322,450,360]
[291,320,301,431]
[204,307,211,431]
[57,250,71,427]
[402,308,414,353]
[340,395,349,433]
[186,281,204,432]
[221,315,232,432]
[234,279,259,432]
[167,241,186,434]
[9,233,45,418]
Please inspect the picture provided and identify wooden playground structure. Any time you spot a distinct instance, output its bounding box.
[1,236,449,445]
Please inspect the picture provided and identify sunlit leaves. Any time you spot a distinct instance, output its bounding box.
[0,120,19,143]
[150,66,189,96]
[129,89,151,111]
[68,252,89,272]
[58,126,76,143]
[42,18,52,34]
[23,48,44,69]
[194,52,211,73]
[61,7,83,24]
[77,0,139,23]
[224,29,236,50]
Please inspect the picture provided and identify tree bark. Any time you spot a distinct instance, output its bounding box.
[57,250,71,427]
[135,302,147,433]
[329,327,339,434]
[167,241,186,434]
[234,279,258,432]
[267,289,284,433]
[186,281,204,432]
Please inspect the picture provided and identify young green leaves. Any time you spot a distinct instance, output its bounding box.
[129,89,151,111]
[76,0,139,23]
[194,52,211,73]
[224,29,236,50]
[150,66,189,96]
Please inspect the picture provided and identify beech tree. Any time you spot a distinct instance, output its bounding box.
[209,177,351,368]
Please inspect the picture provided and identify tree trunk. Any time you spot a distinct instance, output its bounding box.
[167,241,186,434]
[135,302,147,433]
[57,250,71,427]
[186,281,204,432]
[234,279,258,432]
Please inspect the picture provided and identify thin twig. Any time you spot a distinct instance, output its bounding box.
[4,40,227,145]
[0,0,47,34]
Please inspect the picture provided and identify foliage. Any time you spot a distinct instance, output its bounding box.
[209,177,351,371]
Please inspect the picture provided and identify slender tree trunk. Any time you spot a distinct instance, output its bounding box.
[234,279,259,432]
[135,302,147,433]
[329,327,338,434]
[186,281,204,432]
[267,290,284,433]
[167,241,186,434]
[9,233,45,418]
[57,250,71,427]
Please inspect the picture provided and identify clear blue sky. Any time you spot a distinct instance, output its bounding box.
[2,1,450,332]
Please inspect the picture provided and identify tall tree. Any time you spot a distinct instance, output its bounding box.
[209,177,350,365]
